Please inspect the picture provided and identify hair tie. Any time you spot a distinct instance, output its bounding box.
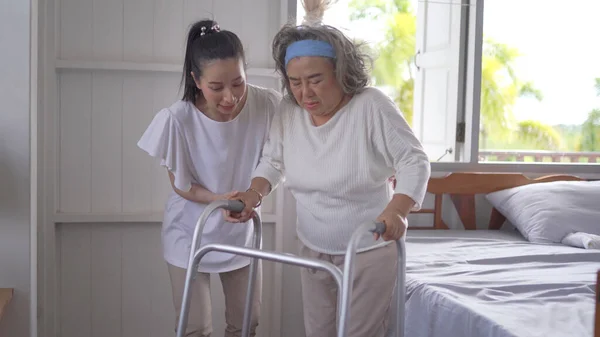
[200,24,221,37]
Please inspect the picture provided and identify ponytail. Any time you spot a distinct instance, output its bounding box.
[180,20,246,103]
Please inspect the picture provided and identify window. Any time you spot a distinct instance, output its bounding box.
[477,0,600,164]
[296,0,465,162]
[294,0,600,167]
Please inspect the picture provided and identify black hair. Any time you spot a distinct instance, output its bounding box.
[181,20,246,103]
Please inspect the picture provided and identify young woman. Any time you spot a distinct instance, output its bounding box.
[226,1,431,336]
[137,19,281,337]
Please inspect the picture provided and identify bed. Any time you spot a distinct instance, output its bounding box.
[402,172,600,337]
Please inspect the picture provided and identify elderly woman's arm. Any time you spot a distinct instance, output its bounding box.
[383,193,417,219]
[249,106,287,196]
[370,90,432,239]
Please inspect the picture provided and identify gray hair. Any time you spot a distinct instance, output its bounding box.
[272,23,373,104]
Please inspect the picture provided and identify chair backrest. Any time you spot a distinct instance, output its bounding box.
[0,288,13,323]
[594,270,600,337]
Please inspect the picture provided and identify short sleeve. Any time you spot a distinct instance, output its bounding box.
[137,109,193,192]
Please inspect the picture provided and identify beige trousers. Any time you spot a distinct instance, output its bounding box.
[167,262,262,337]
[299,241,398,337]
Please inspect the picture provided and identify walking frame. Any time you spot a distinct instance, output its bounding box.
[176,200,406,337]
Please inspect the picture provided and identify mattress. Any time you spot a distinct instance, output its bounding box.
[402,229,600,337]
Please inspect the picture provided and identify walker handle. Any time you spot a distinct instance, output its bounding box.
[369,222,387,235]
[224,200,245,213]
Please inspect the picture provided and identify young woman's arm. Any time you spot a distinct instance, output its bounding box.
[167,170,230,204]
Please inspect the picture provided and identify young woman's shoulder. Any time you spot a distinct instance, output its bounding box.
[137,100,194,172]
[247,84,284,124]
[159,100,196,121]
[139,100,197,143]
[248,84,282,108]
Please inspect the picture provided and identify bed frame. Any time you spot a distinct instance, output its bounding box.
[411,172,586,230]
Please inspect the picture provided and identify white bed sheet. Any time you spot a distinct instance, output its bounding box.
[402,229,600,337]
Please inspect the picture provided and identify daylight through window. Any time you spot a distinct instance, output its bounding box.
[295,0,600,165]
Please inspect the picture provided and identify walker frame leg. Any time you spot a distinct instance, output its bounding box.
[241,212,262,337]
[177,200,260,337]
[339,222,406,337]
[192,244,345,337]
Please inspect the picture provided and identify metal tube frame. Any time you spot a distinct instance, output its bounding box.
[177,201,406,337]
[189,245,345,336]
[177,200,262,337]
[339,222,406,337]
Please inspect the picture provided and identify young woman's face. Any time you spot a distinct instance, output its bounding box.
[193,57,247,120]
[286,56,346,120]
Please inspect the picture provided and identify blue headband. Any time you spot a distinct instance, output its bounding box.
[284,40,336,66]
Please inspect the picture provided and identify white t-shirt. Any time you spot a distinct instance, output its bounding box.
[252,87,431,255]
[138,84,282,273]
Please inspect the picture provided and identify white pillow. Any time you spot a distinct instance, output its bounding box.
[485,180,600,244]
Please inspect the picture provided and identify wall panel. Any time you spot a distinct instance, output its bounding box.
[92,0,124,60]
[153,0,185,63]
[57,222,277,337]
[56,70,279,219]
[123,0,155,62]
[59,0,93,59]
[58,72,92,213]
[90,73,123,213]
[57,0,278,67]
[122,73,157,213]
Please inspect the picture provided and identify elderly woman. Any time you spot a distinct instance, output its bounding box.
[226,1,431,336]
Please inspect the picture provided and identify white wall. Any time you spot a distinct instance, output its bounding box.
[0,0,34,336]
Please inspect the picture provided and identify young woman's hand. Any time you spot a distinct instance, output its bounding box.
[374,210,407,241]
[222,191,260,223]
[214,190,239,202]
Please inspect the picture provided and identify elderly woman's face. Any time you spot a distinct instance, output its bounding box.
[286,56,345,119]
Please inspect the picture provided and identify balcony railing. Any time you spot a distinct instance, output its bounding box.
[479,150,600,163]
[387,150,599,187]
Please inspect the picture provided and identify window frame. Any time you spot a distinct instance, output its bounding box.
[459,0,599,174]
[286,0,600,175]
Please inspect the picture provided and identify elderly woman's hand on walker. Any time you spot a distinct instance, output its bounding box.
[223,177,272,223]
[222,191,258,223]
[374,193,414,241]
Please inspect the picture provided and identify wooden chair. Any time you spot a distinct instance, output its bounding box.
[594,270,600,337]
[0,288,13,323]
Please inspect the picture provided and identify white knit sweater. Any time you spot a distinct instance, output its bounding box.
[252,87,431,254]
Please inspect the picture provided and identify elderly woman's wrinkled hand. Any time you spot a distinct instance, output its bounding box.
[374,210,407,241]
[222,191,259,223]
